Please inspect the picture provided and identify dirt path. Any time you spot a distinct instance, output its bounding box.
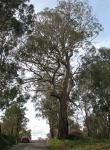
[8,140,49,150]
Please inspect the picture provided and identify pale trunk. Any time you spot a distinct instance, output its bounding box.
[108,111,110,139]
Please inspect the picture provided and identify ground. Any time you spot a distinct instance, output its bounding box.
[8,140,49,150]
[5,138,110,150]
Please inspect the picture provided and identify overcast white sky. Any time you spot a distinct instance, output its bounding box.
[25,101,49,140]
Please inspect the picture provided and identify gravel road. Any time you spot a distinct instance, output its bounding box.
[8,140,49,150]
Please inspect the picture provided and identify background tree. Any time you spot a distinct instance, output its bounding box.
[0,1,34,147]
[33,92,59,138]
[1,102,29,142]
[0,0,34,109]
[17,0,102,139]
[75,47,110,138]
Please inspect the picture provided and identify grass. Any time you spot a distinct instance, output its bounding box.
[48,137,110,150]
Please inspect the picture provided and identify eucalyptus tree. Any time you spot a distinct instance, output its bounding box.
[0,0,34,108]
[75,47,110,138]
[1,102,28,141]
[17,0,102,139]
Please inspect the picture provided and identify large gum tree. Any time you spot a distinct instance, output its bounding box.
[17,0,102,139]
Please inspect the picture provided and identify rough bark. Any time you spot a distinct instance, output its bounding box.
[49,119,54,138]
[58,55,70,139]
[58,95,68,139]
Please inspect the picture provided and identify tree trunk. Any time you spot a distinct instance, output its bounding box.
[49,119,54,138]
[0,123,1,133]
[108,111,110,139]
[86,120,91,137]
[58,94,68,139]
[51,55,72,139]
[85,105,91,137]
[84,103,91,136]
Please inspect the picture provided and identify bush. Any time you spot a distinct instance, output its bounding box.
[68,131,82,140]
[0,134,17,150]
[0,134,9,149]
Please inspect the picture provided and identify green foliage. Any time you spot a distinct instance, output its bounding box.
[48,138,109,150]
[0,134,9,149]
[17,0,102,139]
[0,133,17,149]
[0,0,34,34]
[74,47,110,138]
[0,0,34,109]
[1,102,28,143]
[33,91,59,138]
[19,129,31,139]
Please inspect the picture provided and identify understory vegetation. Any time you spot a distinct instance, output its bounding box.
[48,138,110,150]
[0,134,16,149]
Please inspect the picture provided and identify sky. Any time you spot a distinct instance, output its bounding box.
[25,101,49,140]
[25,0,110,140]
[89,0,110,48]
[0,0,110,140]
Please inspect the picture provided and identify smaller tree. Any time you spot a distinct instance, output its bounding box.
[1,102,28,142]
[75,47,110,138]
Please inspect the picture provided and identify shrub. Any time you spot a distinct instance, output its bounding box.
[68,131,82,139]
